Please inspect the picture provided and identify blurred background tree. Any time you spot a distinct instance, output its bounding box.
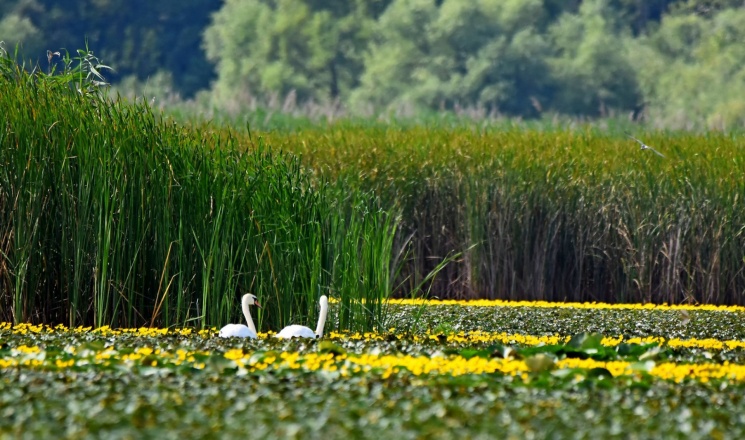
[203,0,390,107]
[350,0,554,117]
[631,5,745,129]
[1,0,220,98]
[547,0,641,116]
[1,0,744,128]
[0,0,44,58]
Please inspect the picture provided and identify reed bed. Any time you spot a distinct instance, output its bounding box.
[0,54,398,330]
[3,47,744,322]
[262,127,745,305]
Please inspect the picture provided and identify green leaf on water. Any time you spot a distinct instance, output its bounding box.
[629,360,656,372]
[525,354,555,373]
[585,367,613,380]
[318,341,346,356]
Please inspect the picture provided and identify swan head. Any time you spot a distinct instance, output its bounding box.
[242,293,261,308]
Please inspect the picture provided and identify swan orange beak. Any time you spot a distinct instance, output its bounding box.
[255,301,261,308]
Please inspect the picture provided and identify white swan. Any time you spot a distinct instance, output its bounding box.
[219,293,261,338]
[275,295,328,339]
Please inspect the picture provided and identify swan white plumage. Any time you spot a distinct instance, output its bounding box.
[219,293,261,338]
[275,295,328,339]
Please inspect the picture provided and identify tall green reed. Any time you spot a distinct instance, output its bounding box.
[324,188,400,333]
[263,127,745,305]
[0,49,401,331]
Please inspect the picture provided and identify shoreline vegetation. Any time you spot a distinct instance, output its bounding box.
[2,47,745,332]
[0,48,397,331]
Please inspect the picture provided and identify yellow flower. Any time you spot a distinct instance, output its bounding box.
[386,298,745,313]
[224,349,244,361]
[16,345,40,353]
[0,359,17,368]
[55,359,75,368]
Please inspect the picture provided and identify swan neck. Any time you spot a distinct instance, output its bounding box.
[242,296,257,334]
[315,296,329,337]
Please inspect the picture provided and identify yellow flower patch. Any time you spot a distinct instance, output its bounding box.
[1,339,745,384]
[332,330,745,351]
[2,322,745,352]
[385,298,745,312]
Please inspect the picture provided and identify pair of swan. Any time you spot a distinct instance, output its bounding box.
[218,294,329,339]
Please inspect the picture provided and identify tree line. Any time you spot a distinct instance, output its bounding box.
[2,0,744,128]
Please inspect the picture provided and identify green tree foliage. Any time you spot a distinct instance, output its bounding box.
[0,0,43,57]
[3,0,745,127]
[631,6,745,129]
[670,0,745,17]
[547,0,641,116]
[607,0,678,35]
[0,14,41,53]
[544,0,678,35]
[350,0,554,116]
[203,0,388,105]
[5,0,220,98]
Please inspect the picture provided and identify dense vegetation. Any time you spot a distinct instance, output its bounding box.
[2,45,744,330]
[2,0,745,128]
[0,0,220,97]
[0,48,399,330]
[264,126,745,304]
[2,301,745,438]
